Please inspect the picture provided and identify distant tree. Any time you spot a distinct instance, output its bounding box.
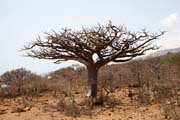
[0,68,40,93]
[169,53,180,67]
[23,21,164,100]
[168,53,180,79]
[147,57,164,82]
[1,68,31,85]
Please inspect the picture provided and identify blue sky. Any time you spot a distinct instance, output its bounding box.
[0,0,180,74]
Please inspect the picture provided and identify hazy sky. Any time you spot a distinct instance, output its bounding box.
[0,0,180,74]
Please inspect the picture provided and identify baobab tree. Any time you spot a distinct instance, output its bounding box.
[23,22,164,99]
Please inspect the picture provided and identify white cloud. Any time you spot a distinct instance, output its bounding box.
[161,13,180,29]
[158,13,180,49]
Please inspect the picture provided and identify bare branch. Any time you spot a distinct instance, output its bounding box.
[23,21,164,68]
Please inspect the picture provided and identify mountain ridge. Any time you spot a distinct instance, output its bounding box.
[147,47,180,58]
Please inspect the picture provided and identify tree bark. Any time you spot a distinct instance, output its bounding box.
[86,65,98,99]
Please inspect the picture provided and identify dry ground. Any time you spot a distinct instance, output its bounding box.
[0,88,165,120]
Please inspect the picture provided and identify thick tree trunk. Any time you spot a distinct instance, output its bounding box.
[86,65,98,99]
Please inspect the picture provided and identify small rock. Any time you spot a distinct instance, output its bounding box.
[74,91,80,94]
[128,116,133,119]
[11,106,25,113]
[110,109,114,112]
[25,107,31,111]
[0,109,7,114]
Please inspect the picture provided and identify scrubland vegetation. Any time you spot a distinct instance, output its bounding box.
[0,52,180,120]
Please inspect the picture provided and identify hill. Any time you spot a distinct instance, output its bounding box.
[148,47,180,58]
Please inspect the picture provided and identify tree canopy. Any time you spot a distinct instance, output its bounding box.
[24,22,164,68]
